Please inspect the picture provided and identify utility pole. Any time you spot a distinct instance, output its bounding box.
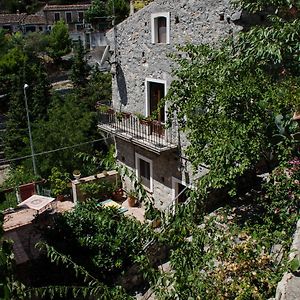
[23,84,38,177]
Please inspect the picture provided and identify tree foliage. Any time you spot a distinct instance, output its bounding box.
[71,38,90,88]
[47,20,71,62]
[166,2,300,195]
[86,0,130,26]
[33,93,97,176]
[0,213,27,300]
[43,200,153,288]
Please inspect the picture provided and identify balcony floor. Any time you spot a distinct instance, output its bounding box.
[98,124,177,154]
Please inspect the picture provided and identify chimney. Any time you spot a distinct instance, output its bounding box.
[130,0,134,16]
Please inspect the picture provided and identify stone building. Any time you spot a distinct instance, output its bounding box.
[0,13,47,33]
[99,0,245,210]
[43,4,93,47]
[43,4,91,31]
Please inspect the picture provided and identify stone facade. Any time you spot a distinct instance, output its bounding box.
[104,0,245,208]
[0,13,47,33]
[43,4,91,31]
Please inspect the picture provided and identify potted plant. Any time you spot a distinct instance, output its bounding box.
[127,189,137,207]
[96,104,114,114]
[121,111,131,119]
[135,113,151,125]
[80,180,114,201]
[73,169,81,180]
[112,187,124,202]
[116,111,123,122]
[145,201,162,228]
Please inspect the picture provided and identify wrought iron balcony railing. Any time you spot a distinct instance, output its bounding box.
[98,110,178,153]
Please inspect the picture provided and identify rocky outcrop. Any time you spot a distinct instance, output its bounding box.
[275,220,300,300]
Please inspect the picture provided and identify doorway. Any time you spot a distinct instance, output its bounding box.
[172,177,190,205]
[146,79,166,122]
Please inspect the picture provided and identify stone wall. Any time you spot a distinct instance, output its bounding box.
[116,137,180,209]
[105,0,244,206]
[274,219,300,300]
[107,0,243,114]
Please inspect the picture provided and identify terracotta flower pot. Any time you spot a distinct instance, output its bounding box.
[127,196,136,207]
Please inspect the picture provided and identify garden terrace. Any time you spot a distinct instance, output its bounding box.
[97,110,178,154]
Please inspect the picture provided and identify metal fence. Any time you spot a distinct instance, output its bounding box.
[98,111,177,148]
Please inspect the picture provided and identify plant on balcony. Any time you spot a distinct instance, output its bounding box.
[121,111,131,119]
[117,165,149,204]
[72,169,81,180]
[96,103,114,114]
[145,200,162,228]
[116,111,123,121]
[126,189,138,207]
[135,112,152,125]
[112,177,124,202]
[80,180,114,201]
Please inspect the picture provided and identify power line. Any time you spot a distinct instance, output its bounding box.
[2,136,110,164]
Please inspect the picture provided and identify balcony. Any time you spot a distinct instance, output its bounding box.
[98,110,178,153]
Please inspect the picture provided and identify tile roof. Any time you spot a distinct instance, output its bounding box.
[0,13,46,25]
[24,14,46,25]
[0,13,26,24]
[43,4,91,11]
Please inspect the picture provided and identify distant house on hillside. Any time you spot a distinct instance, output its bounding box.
[43,4,90,31]
[0,3,107,50]
[43,3,93,47]
[0,13,47,33]
[98,0,249,211]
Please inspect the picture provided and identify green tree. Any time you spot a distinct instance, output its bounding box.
[83,67,112,109]
[38,200,154,298]
[166,2,300,196]
[33,93,97,176]
[4,75,28,161]
[30,64,51,121]
[86,0,129,26]
[47,20,71,62]
[85,0,107,24]
[70,38,90,88]
[106,0,130,24]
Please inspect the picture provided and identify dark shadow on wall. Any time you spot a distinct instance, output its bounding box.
[116,64,128,107]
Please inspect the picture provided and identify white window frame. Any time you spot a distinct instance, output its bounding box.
[151,12,170,44]
[135,153,153,192]
[65,11,72,24]
[145,78,167,121]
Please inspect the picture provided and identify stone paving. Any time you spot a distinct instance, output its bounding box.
[3,200,75,232]
[122,198,145,223]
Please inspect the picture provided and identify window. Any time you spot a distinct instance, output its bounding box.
[66,12,72,24]
[135,153,153,191]
[172,177,190,204]
[54,12,60,22]
[78,11,84,22]
[76,24,84,31]
[145,78,166,122]
[151,12,170,44]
